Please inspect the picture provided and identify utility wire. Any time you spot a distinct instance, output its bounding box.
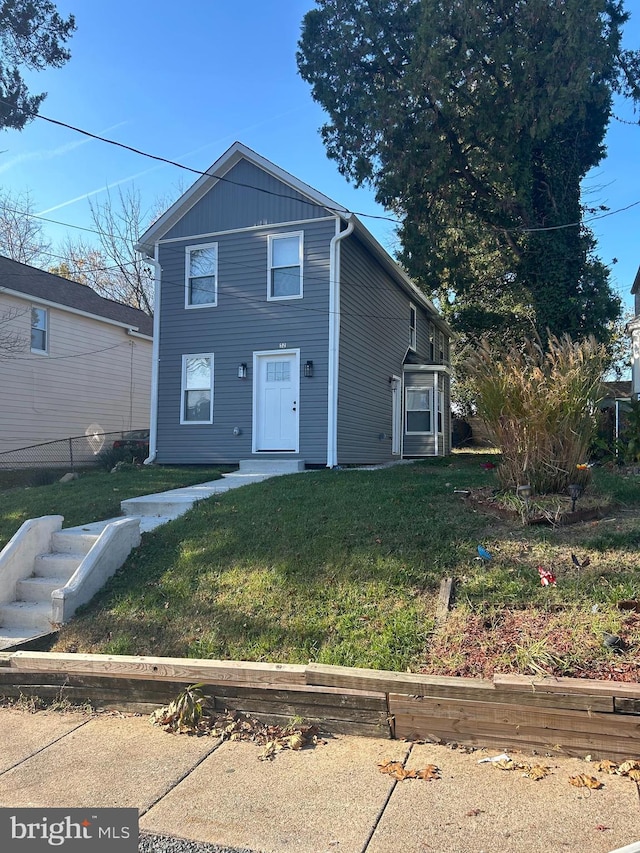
[13,100,640,235]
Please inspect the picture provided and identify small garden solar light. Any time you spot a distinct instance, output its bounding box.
[568,483,581,512]
[516,484,532,502]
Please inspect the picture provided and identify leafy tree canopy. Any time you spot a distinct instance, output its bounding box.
[298,0,640,348]
[0,0,75,131]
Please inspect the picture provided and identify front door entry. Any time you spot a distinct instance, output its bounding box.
[254,351,299,452]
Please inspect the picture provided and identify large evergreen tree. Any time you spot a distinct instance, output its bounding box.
[0,0,75,131]
[298,0,640,346]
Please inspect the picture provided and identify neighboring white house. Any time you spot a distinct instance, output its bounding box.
[0,256,153,455]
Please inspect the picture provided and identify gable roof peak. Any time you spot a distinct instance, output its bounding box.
[136,141,347,257]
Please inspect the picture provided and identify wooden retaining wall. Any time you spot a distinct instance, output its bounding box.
[2,652,640,760]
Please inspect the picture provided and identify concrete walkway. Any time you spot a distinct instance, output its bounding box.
[69,459,306,536]
[0,707,639,853]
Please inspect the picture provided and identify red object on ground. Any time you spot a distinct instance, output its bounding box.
[537,566,557,586]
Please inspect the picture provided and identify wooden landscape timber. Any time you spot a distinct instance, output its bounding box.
[2,651,640,759]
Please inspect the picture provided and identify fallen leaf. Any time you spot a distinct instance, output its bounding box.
[378,760,410,780]
[523,764,550,781]
[626,769,640,782]
[259,741,279,761]
[493,759,517,771]
[595,760,618,774]
[415,764,441,781]
[570,774,603,789]
[287,732,306,750]
[617,760,640,776]
[377,760,441,781]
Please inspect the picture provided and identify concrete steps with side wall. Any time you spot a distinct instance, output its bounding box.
[0,517,139,651]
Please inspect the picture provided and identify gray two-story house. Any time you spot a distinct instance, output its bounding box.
[136,142,451,467]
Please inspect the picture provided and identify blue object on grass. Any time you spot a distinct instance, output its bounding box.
[477,545,492,561]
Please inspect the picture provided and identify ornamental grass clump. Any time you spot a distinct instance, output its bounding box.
[465,334,607,495]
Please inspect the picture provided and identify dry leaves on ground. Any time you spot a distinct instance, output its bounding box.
[378,760,441,781]
[569,774,603,789]
[151,703,322,760]
[595,759,640,782]
[484,757,551,780]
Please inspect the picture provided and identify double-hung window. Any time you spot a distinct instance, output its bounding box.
[405,387,432,434]
[409,304,417,351]
[268,233,303,299]
[31,306,48,353]
[181,354,214,423]
[437,388,445,433]
[186,244,217,307]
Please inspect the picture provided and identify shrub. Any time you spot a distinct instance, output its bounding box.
[96,446,144,471]
[465,334,607,494]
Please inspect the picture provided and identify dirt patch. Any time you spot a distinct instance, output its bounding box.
[462,487,613,526]
[420,608,640,682]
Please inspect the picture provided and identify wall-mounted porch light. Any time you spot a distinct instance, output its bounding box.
[304,360,314,378]
[237,363,247,379]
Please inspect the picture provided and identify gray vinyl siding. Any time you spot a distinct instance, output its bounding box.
[162,160,330,241]
[155,217,335,465]
[337,234,417,464]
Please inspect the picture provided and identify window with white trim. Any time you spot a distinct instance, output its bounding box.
[405,387,432,434]
[181,354,214,423]
[268,233,303,299]
[437,388,445,433]
[409,303,417,351]
[31,306,48,353]
[186,244,217,307]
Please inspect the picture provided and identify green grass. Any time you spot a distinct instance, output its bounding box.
[0,465,228,550]
[6,452,639,677]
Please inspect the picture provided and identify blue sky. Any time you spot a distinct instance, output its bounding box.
[2,0,639,313]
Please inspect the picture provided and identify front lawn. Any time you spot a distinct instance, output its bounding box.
[0,465,228,550]
[48,454,640,677]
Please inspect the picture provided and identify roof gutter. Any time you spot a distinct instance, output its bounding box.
[143,245,161,465]
[327,215,355,468]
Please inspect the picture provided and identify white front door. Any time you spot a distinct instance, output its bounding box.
[253,351,299,452]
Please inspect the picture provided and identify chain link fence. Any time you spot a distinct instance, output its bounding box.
[0,430,149,472]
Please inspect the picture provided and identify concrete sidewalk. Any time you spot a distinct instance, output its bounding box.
[1,707,639,853]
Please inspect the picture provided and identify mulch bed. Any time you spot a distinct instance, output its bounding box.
[462,487,612,525]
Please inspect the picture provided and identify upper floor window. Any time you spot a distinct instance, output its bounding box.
[186,244,217,307]
[409,303,417,351]
[31,306,48,353]
[268,233,303,300]
[181,354,214,424]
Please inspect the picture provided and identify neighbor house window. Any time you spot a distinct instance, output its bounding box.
[181,354,214,423]
[31,306,48,353]
[268,233,303,299]
[409,303,417,351]
[186,244,217,307]
[405,387,432,434]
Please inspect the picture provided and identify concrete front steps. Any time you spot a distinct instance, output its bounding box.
[0,460,306,648]
[0,528,98,651]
